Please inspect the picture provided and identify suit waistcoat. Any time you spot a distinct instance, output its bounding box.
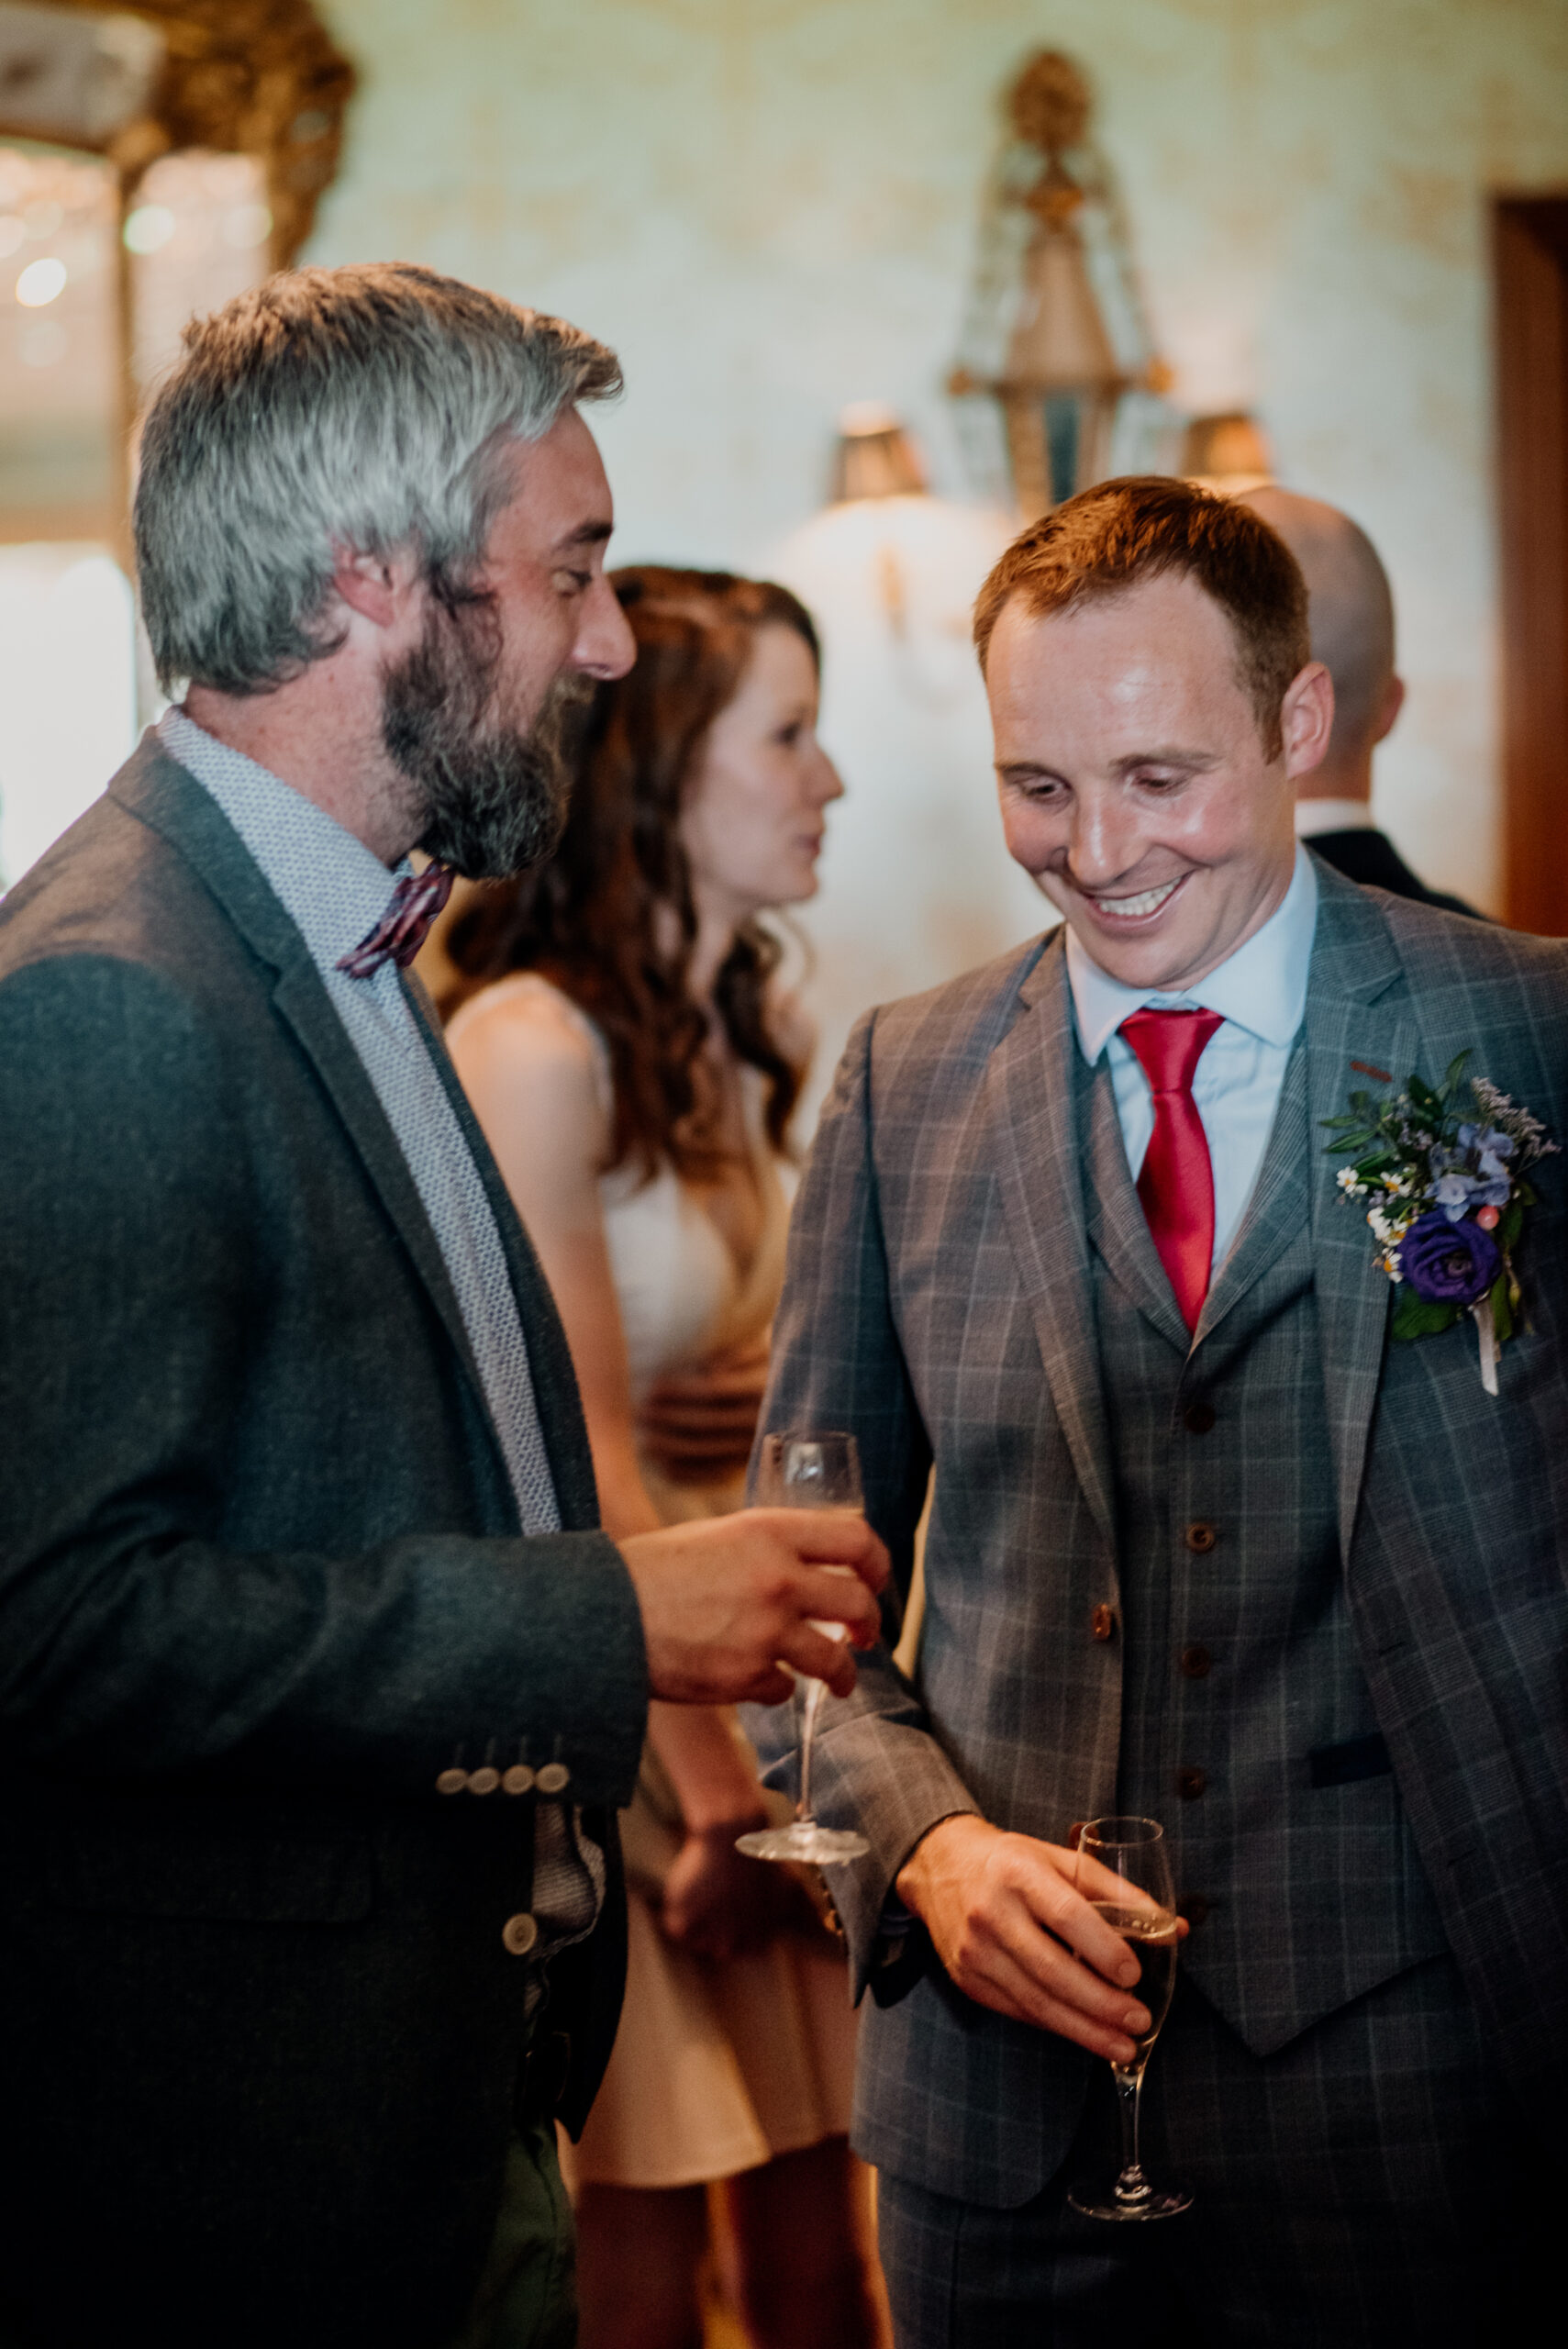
[1082,1038,1448,2055]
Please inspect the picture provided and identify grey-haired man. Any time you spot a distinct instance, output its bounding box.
[0,265,884,2349]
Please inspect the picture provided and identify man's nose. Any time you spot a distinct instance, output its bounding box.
[1066,788,1140,887]
[573,576,636,680]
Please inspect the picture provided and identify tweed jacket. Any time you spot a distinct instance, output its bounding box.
[750,860,1568,2206]
[0,740,647,2346]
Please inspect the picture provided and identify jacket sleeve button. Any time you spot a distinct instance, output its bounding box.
[466,1765,501,1796]
[436,1766,468,1797]
[535,1762,571,1795]
[502,1912,539,1957]
[502,1764,536,1796]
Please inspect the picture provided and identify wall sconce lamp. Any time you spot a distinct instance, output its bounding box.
[1178,411,1274,495]
[950,50,1169,521]
[830,401,929,503]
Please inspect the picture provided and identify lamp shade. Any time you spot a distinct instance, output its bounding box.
[831,403,929,503]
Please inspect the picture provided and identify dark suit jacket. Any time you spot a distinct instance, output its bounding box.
[0,740,647,2345]
[1306,821,1484,918]
[751,864,1568,2204]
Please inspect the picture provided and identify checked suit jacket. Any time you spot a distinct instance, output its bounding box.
[749,857,1568,2208]
[0,740,647,2347]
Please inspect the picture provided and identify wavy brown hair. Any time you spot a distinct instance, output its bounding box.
[442,565,819,1183]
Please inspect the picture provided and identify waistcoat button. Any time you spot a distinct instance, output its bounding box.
[1177,1892,1211,1928]
[1179,1643,1213,1679]
[502,1912,539,1957]
[1183,1400,1217,1434]
[1174,1765,1207,1801]
[1089,1604,1117,1642]
[1184,1521,1218,1554]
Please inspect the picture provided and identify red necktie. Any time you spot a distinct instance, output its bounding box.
[1118,1007,1224,1332]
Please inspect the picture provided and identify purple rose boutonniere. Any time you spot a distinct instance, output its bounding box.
[1324,1052,1557,1394]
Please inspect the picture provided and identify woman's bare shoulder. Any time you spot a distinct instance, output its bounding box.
[450,974,607,1082]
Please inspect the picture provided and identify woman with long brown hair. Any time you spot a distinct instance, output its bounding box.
[444,568,883,2349]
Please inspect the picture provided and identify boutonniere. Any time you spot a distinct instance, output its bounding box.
[1323,1052,1557,1395]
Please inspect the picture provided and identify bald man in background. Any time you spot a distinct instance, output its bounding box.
[1240,486,1482,918]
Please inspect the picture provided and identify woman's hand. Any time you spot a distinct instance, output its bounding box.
[658,1824,822,1957]
[639,1337,770,1483]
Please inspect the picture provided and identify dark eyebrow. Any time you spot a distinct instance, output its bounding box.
[995,749,1222,786]
[1109,747,1220,776]
[555,518,614,553]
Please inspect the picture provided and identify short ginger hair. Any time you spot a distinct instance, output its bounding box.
[973,475,1310,759]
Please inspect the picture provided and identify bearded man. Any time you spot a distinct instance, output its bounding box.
[0,265,885,2349]
[749,476,1565,2345]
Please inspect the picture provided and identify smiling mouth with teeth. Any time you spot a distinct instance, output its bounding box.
[1088,877,1183,920]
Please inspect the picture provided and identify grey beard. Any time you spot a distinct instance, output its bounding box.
[381,597,588,881]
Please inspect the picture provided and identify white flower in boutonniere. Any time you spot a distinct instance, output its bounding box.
[1322,1052,1558,1395]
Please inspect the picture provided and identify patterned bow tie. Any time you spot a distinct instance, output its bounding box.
[337,860,457,979]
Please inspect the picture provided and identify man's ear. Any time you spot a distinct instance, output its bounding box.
[329,547,417,631]
[1372,673,1406,747]
[1280,660,1334,781]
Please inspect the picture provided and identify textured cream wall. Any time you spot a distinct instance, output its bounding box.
[309,0,1568,1087]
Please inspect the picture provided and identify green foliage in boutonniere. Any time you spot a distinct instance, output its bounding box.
[1323,1052,1557,1381]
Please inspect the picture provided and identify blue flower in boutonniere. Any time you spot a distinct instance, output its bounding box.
[1323,1053,1558,1395]
[1399,1210,1500,1307]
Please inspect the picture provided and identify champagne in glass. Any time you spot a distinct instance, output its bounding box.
[1068,1816,1192,2222]
[735,1431,871,1866]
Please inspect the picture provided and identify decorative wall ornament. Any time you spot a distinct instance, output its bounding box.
[950,49,1170,520]
[1,0,354,264]
[0,1,354,555]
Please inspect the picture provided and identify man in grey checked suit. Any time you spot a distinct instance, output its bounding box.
[751,478,1565,2343]
[0,266,885,2349]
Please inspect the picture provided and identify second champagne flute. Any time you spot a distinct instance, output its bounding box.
[735,1431,871,1866]
[1068,1815,1191,2222]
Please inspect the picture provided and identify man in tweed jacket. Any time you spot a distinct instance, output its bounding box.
[0,268,885,2349]
[751,480,1564,2343]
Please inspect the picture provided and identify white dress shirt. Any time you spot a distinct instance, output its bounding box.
[1065,845,1319,1275]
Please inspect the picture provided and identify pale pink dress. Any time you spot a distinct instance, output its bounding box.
[448,976,858,2190]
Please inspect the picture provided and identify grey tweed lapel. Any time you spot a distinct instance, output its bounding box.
[110,740,516,1513]
[987,930,1117,1556]
[1302,867,1422,1562]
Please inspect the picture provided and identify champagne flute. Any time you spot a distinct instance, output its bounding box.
[1067,1816,1191,2222]
[735,1431,871,1866]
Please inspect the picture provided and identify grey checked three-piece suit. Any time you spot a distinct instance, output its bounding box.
[751,859,1568,2336]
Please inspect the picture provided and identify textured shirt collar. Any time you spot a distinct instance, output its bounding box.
[158,706,404,975]
[1066,842,1318,1064]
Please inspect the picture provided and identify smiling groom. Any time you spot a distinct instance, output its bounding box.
[749,478,1568,2343]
